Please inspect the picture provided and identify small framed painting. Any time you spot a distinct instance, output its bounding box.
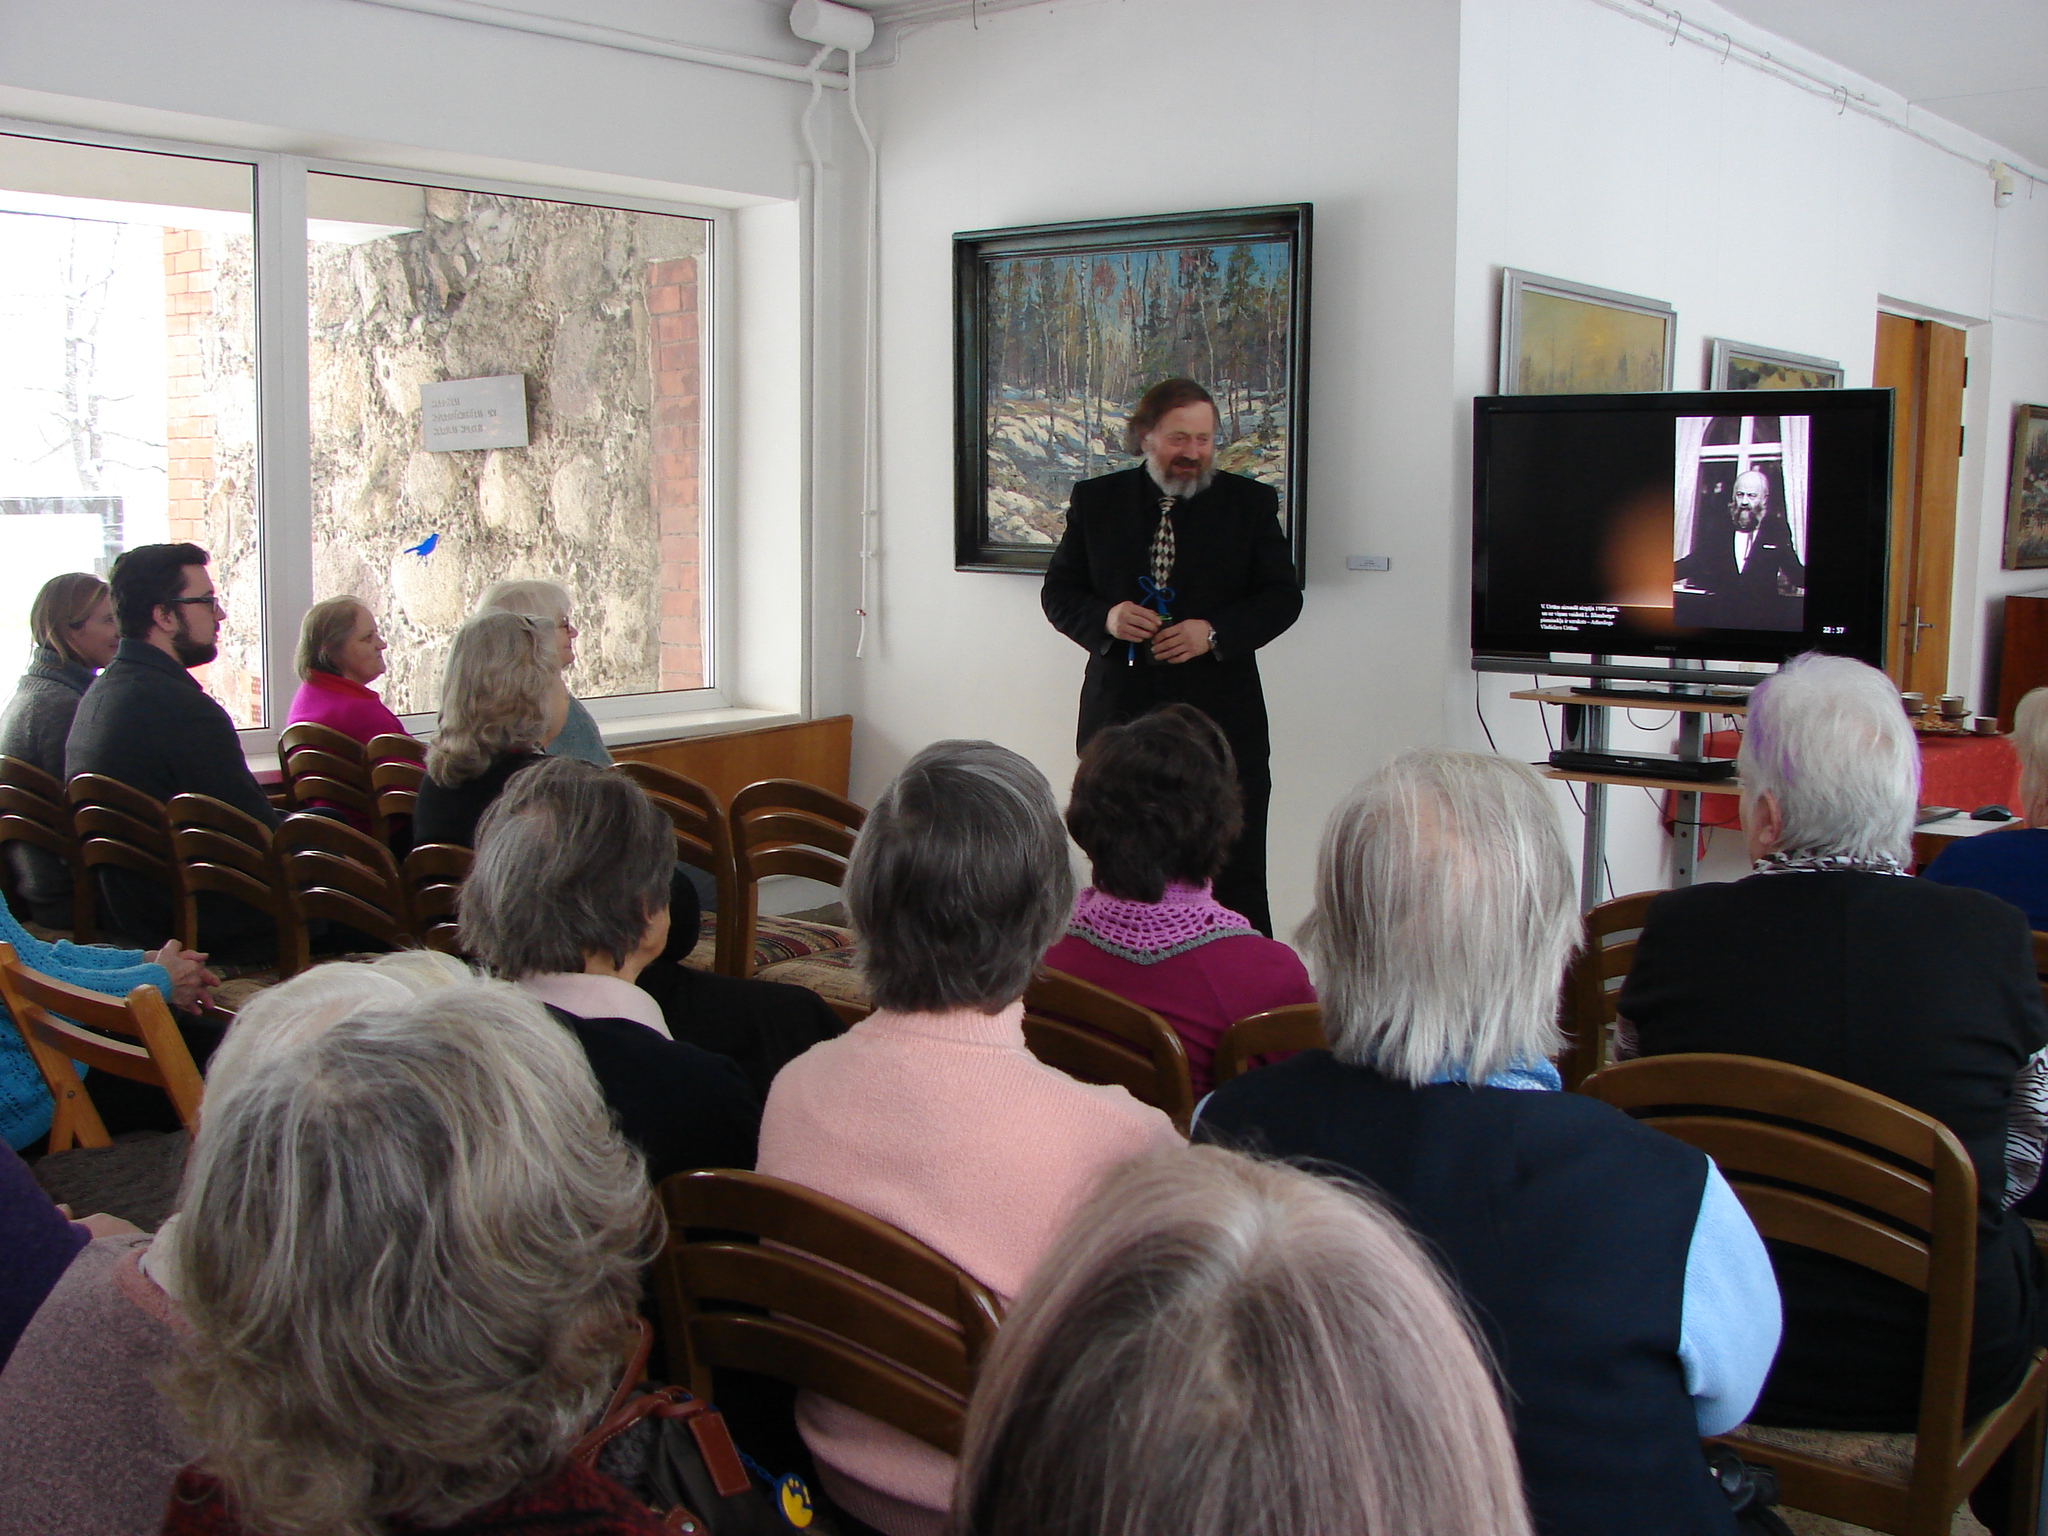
[1708,339,1844,391]
[953,204,1311,574]
[1498,269,1673,395]
[2004,404,2048,570]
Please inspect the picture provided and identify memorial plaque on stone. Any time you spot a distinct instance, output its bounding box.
[420,375,529,451]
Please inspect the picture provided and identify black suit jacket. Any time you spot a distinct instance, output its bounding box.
[1041,467,1301,756]
[1620,872,2048,1426]
[1678,507,1805,599]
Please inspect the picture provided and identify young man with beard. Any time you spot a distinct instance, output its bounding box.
[1042,379,1301,935]
[67,544,280,950]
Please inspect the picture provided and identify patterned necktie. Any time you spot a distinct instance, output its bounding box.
[1150,495,1177,590]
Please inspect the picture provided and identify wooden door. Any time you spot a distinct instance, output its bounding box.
[1873,313,1967,697]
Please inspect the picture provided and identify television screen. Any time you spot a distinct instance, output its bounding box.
[1472,389,1893,667]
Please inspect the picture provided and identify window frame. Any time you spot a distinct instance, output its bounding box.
[0,117,737,751]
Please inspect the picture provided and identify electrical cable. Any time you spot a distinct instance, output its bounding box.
[844,47,881,660]
[1474,672,1500,754]
[1535,676,1615,899]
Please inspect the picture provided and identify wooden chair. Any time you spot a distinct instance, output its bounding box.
[1555,889,1658,1090]
[284,747,385,835]
[0,940,203,1151]
[367,733,425,766]
[1582,1053,2048,1536]
[67,774,181,946]
[278,720,369,772]
[372,758,424,836]
[616,760,739,925]
[1210,1002,1327,1087]
[653,1169,1002,1455]
[0,755,92,938]
[402,843,471,955]
[273,813,409,955]
[168,793,302,974]
[726,779,864,980]
[1021,967,1194,1134]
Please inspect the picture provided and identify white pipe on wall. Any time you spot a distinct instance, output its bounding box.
[345,0,852,89]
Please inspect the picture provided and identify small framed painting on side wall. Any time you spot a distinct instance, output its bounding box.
[1707,338,1844,391]
[2004,404,2048,570]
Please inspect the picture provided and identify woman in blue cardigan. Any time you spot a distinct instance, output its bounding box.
[0,908,212,1149]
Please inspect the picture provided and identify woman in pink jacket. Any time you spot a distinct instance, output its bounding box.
[283,595,410,749]
[758,741,1183,1536]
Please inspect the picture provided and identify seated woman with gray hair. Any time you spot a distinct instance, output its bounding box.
[460,756,764,1181]
[1924,685,2048,929]
[156,976,664,1536]
[1199,747,1779,1536]
[955,1144,1532,1536]
[414,609,569,848]
[477,578,612,767]
[283,594,409,750]
[0,951,471,1536]
[758,740,1184,1536]
[1622,652,2048,1445]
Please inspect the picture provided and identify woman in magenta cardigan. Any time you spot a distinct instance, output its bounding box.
[283,596,410,749]
[758,741,1182,1536]
[1044,703,1314,1096]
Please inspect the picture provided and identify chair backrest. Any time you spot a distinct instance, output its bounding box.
[402,842,472,955]
[278,721,369,772]
[0,755,91,938]
[1210,1002,1327,1087]
[168,793,303,974]
[726,779,866,978]
[67,774,180,943]
[1556,889,1659,1090]
[367,732,425,765]
[371,757,424,833]
[1021,967,1194,1134]
[616,762,739,966]
[655,1169,1002,1455]
[1581,1053,1979,1480]
[0,939,203,1151]
[274,813,408,951]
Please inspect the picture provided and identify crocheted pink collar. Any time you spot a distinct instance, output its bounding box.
[1065,882,1258,965]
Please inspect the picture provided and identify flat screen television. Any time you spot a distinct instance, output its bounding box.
[1472,389,1894,668]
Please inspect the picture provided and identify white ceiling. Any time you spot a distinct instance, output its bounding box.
[1676,1,2048,166]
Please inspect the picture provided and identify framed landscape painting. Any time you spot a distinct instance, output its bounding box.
[1708,338,1844,391]
[953,204,1311,575]
[2005,404,2048,570]
[1498,269,1673,395]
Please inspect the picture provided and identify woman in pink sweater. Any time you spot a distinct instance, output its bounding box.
[283,595,411,749]
[758,741,1182,1536]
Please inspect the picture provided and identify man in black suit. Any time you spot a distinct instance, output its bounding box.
[1674,468,1805,631]
[1041,379,1302,934]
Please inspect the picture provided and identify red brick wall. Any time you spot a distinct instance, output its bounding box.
[648,257,704,692]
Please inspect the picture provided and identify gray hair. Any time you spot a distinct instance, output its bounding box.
[2012,688,2048,825]
[164,981,659,1536]
[295,595,366,681]
[478,579,572,670]
[1739,651,1917,864]
[1300,748,1577,1085]
[461,758,673,978]
[426,610,558,786]
[955,1144,1531,1536]
[848,740,1073,1014]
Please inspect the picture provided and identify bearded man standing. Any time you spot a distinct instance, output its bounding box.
[68,543,279,949]
[1042,378,1302,934]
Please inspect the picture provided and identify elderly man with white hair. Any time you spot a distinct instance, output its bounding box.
[1622,651,2048,1443]
[1198,746,1779,1536]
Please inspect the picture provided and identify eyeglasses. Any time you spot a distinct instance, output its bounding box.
[166,595,224,616]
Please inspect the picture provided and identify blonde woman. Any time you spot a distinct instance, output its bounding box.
[476,579,611,766]
[1923,685,2048,929]
[415,610,567,848]
[955,1145,1532,1536]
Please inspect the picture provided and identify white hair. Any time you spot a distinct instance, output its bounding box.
[477,580,571,670]
[1297,748,1578,1085]
[2013,688,2048,825]
[1738,651,1917,864]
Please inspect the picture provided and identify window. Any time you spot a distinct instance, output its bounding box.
[0,134,261,724]
[0,124,724,741]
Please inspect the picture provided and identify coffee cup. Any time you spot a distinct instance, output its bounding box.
[1975,717,2002,736]
[1900,692,1925,716]
[1939,694,1970,721]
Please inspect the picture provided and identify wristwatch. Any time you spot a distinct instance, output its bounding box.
[1205,624,1219,660]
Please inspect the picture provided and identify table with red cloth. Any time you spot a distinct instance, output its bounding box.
[1672,730,2019,834]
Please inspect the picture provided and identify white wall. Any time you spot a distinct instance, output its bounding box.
[1452,0,2048,895]
[848,0,1465,937]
